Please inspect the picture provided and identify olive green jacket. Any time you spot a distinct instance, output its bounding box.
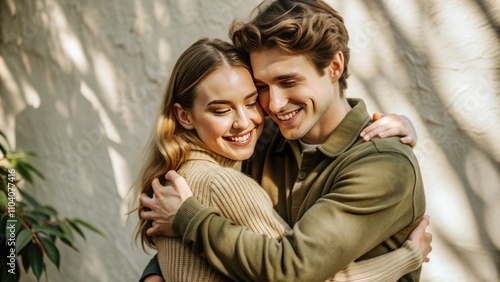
[172,98,426,282]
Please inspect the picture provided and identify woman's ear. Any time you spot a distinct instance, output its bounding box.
[173,103,194,130]
[328,51,344,82]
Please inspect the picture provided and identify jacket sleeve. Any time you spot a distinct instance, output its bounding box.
[138,254,162,282]
[173,152,422,282]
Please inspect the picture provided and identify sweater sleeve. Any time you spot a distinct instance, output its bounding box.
[331,240,422,282]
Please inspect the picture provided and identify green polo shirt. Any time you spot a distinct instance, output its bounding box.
[173,98,426,282]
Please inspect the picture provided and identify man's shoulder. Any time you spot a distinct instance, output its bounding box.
[339,136,418,167]
[369,136,415,158]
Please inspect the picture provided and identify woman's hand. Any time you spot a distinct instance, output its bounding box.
[360,113,417,147]
[139,170,193,237]
[409,215,433,262]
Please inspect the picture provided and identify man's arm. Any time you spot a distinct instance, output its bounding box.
[138,255,163,282]
[168,153,422,281]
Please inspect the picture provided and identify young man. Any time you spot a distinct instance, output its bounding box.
[140,0,426,281]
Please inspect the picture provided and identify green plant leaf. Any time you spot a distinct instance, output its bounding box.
[34,206,58,218]
[23,161,44,181]
[13,216,22,235]
[0,214,7,241]
[28,243,44,280]
[16,229,33,254]
[39,236,60,269]
[21,213,40,227]
[0,131,11,149]
[0,143,7,158]
[18,189,42,209]
[72,218,104,237]
[60,237,79,252]
[58,221,74,244]
[0,190,7,209]
[68,220,85,239]
[20,244,31,272]
[32,225,65,238]
[11,160,33,184]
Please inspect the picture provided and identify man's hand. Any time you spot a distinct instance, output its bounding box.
[360,113,417,147]
[139,170,193,237]
[409,215,433,263]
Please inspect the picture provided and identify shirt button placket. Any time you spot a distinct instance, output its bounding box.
[298,171,307,180]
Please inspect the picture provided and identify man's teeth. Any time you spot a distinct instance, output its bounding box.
[277,110,299,121]
[229,132,251,142]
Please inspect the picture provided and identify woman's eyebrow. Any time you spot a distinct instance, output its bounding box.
[207,91,258,106]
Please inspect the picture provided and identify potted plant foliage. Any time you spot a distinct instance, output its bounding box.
[0,131,103,281]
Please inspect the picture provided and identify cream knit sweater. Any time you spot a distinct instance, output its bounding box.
[154,146,421,282]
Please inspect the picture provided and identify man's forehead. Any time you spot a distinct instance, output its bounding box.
[250,49,310,80]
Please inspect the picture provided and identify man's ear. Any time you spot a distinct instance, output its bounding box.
[328,51,344,82]
[173,103,194,130]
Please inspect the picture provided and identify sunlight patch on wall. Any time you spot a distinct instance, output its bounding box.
[415,133,480,241]
[0,57,20,96]
[107,145,133,225]
[51,3,89,73]
[465,148,500,248]
[80,81,122,144]
[20,78,40,109]
[92,51,119,105]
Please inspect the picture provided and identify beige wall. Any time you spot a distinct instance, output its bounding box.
[1,0,498,281]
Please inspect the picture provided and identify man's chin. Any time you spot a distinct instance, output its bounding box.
[280,129,304,141]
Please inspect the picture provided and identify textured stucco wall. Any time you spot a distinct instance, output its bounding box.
[1,0,498,281]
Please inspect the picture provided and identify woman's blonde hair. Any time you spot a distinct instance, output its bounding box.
[134,38,251,249]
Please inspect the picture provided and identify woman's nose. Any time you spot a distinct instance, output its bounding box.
[233,109,250,129]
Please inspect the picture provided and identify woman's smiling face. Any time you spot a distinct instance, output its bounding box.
[178,65,264,161]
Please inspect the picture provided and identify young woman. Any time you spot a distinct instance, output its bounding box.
[135,38,430,282]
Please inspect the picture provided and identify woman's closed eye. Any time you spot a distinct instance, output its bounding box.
[213,108,231,115]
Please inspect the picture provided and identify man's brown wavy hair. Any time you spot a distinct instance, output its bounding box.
[230,0,350,97]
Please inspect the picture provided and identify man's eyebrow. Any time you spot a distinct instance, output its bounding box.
[254,73,301,83]
[206,91,258,106]
[274,73,301,81]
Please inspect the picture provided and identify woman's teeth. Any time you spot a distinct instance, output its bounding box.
[229,132,251,142]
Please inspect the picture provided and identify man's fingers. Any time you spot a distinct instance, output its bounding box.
[140,210,157,221]
[165,170,193,200]
[151,177,163,194]
[165,170,183,184]
[140,193,153,208]
[146,222,176,237]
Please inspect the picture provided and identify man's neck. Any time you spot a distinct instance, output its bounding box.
[300,98,352,144]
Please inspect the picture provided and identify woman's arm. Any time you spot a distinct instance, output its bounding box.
[333,216,431,282]
[360,113,418,146]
